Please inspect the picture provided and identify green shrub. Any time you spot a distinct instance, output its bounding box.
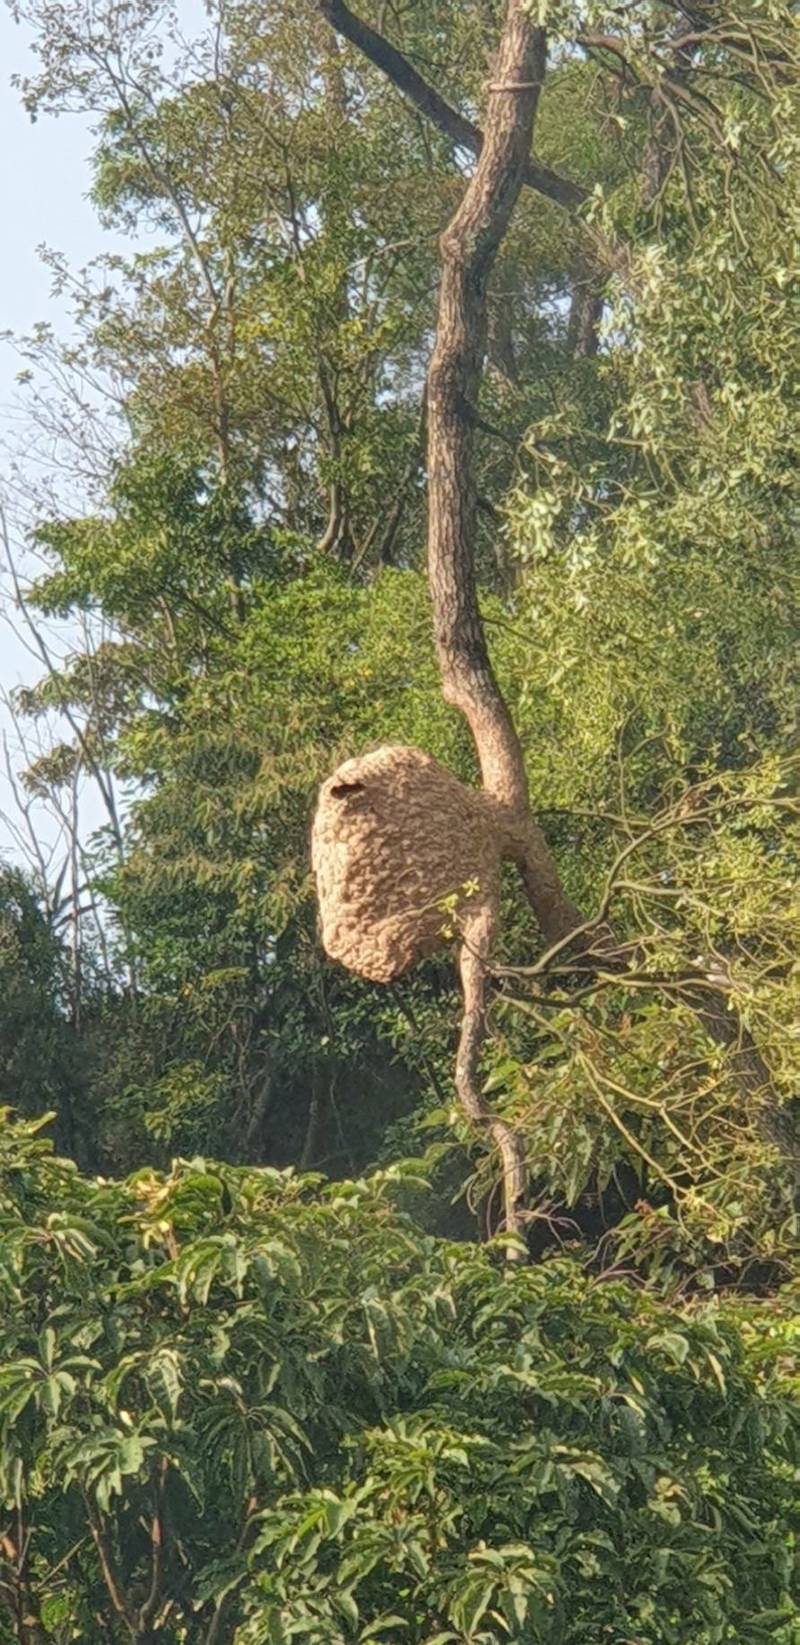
[0,1113,796,1643]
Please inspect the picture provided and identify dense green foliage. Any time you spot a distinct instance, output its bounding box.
[0,1113,797,1642]
[0,1,799,1635]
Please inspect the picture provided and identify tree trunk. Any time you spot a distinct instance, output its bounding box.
[567,268,604,358]
[424,6,554,1245]
[426,7,581,945]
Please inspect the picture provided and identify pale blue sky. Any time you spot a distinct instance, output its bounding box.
[1,3,209,878]
[0,6,113,868]
[0,8,106,399]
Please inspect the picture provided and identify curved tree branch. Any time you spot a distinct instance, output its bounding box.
[425,8,582,945]
[422,3,580,1244]
[458,901,527,1244]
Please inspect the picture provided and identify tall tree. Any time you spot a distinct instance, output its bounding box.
[317,0,800,1248]
[3,0,798,1277]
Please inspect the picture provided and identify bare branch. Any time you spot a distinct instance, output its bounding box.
[458,901,527,1247]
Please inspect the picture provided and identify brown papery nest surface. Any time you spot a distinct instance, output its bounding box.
[311,745,503,983]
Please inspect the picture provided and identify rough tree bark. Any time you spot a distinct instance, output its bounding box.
[424,5,585,1245]
[425,12,582,943]
[567,266,604,358]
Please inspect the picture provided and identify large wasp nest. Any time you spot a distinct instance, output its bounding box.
[311,745,503,983]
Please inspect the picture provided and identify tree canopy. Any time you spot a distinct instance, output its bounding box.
[0,1,798,1636]
[0,1111,797,1642]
